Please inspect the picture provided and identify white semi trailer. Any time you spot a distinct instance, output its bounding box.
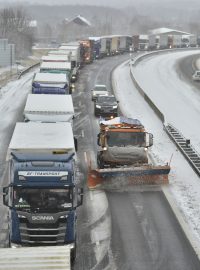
[24,94,74,123]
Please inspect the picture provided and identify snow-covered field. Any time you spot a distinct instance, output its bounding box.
[0,71,35,166]
[113,51,200,247]
[133,50,200,153]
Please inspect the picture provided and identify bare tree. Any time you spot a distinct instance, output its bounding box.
[0,7,35,58]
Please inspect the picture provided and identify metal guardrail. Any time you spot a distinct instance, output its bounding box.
[17,61,40,79]
[129,61,165,123]
[129,50,200,177]
[165,123,200,176]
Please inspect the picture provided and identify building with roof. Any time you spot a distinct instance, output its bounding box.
[148,27,191,36]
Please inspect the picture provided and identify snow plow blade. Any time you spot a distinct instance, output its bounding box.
[87,165,170,189]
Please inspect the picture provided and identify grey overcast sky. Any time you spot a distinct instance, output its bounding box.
[0,0,132,6]
[0,0,184,7]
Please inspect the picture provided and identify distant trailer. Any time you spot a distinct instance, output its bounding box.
[159,35,169,49]
[133,35,139,51]
[110,36,120,55]
[148,35,157,50]
[172,35,182,48]
[119,36,127,52]
[100,37,107,57]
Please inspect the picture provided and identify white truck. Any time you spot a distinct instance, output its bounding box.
[0,246,71,270]
[32,73,69,94]
[189,35,197,47]
[159,35,169,49]
[24,94,74,122]
[40,61,72,74]
[58,45,81,68]
[100,37,107,57]
[110,36,119,55]
[172,35,182,48]
[148,35,157,50]
[119,36,127,53]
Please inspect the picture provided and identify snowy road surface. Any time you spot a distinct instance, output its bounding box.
[0,51,200,269]
[74,52,200,269]
[113,50,200,253]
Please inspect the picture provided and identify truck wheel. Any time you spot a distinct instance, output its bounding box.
[97,153,104,169]
[71,240,77,264]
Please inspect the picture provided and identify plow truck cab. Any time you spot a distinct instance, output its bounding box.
[97,117,153,168]
[88,117,170,189]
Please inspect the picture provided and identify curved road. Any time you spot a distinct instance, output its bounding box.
[0,52,200,269]
[73,53,200,269]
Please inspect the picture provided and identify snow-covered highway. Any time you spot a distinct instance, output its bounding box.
[132,50,200,152]
[113,50,200,256]
[1,51,200,269]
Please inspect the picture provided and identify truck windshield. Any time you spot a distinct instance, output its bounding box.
[13,188,72,212]
[107,131,146,147]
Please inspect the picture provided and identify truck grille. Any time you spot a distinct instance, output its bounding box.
[19,219,66,245]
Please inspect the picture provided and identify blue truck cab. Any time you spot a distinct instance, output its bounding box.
[3,122,83,261]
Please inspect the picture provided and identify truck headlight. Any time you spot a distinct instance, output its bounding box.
[96,105,101,109]
[112,105,118,109]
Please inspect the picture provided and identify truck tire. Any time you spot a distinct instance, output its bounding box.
[97,153,105,169]
[71,238,77,264]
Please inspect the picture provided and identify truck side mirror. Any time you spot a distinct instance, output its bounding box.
[74,137,78,152]
[97,133,100,146]
[3,186,9,207]
[147,133,153,147]
[77,187,83,207]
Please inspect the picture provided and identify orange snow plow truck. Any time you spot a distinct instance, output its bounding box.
[88,117,170,189]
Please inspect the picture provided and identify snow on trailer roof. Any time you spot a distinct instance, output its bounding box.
[0,245,71,270]
[40,61,71,70]
[8,122,74,153]
[59,45,80,50]
[24,94,74,114]
[61,41,80,46]
[41,55,69,62]
[33,73,68,83]
[48,50,74,56]
[100,116,143,127]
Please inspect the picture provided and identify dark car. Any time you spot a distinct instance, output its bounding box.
[94,95,119,118]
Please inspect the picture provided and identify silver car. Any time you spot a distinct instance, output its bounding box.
[91,84,109,101]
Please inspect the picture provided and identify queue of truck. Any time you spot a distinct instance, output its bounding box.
[1,34,171,269]
[132,33,199,51]
[2,41,88,268]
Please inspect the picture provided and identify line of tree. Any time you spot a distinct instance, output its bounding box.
[0,7,35,58]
